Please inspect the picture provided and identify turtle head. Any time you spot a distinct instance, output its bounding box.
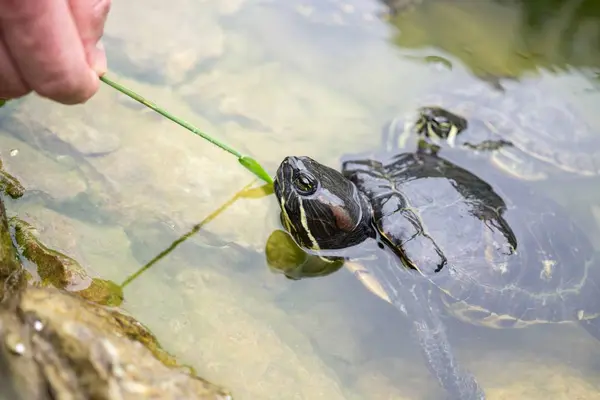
[274,156,374,252]
[415,106,468,146]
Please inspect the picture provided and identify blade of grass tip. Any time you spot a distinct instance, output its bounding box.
[0,99,6,107]
[239,156,273,185]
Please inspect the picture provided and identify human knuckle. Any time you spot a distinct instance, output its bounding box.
[35,74,95,104]
[92,0,112,18]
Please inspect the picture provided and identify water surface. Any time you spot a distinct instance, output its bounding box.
[1,0,600,398]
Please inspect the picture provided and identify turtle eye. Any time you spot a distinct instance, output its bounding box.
[293,173,317,195]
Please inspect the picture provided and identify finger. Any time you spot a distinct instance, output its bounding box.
[68,0,112,75]
[0,34,29,99]
[0,0,99,104]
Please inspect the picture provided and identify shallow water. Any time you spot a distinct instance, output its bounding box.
[1,0,600,398]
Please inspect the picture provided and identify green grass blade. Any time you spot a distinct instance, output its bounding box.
[0,99,6,108]
[101,75,275,185]
[239,156,273,184]
[100,75,242,158]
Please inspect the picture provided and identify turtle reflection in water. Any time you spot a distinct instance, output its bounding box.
[386,77,600,181]
[272,142,600,398]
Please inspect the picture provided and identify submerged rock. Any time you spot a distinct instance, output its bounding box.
[0,153,234,399]
[0,287,232,400]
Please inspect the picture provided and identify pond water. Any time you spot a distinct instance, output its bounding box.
[1,0,600,398]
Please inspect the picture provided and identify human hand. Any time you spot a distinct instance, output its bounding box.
[0,0,111,105]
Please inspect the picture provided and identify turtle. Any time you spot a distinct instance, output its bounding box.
[384,76,600,181]
[272,140,600,399]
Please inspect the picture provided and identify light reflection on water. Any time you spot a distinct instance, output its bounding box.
[0,0,600,398]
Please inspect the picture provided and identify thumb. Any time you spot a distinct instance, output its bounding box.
[69,0,112,75]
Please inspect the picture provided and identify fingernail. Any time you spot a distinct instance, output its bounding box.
[92,40,107,75]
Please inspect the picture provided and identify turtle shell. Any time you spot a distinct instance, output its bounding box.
[341,151,600,328]
[398,77,600,178]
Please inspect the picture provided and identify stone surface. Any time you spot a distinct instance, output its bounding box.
[0,287,232,400]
